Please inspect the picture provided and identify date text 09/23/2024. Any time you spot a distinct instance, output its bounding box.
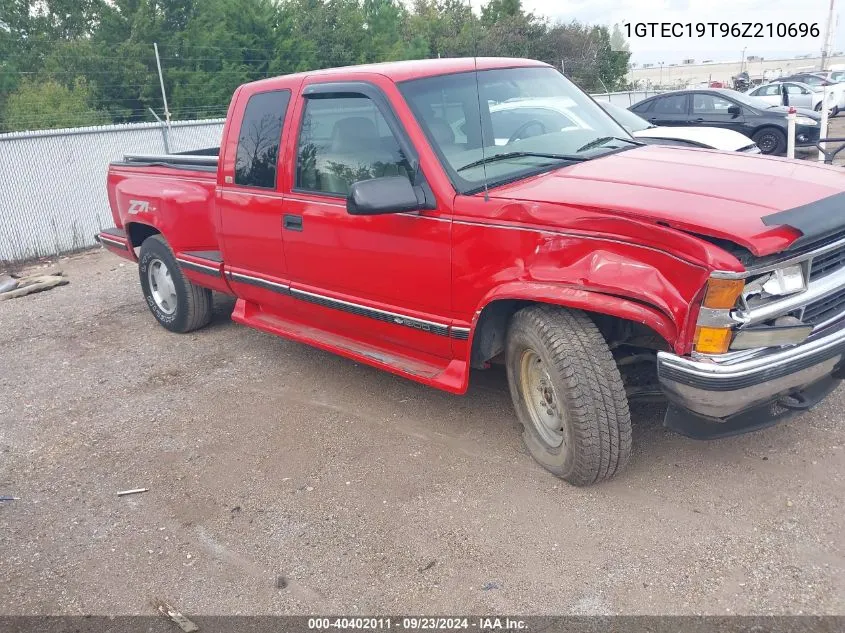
[307,618,527,630]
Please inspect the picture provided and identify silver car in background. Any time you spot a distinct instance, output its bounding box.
[746,81,836,114]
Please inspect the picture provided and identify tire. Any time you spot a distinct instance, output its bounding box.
[815,102,823,111]
[138,235,212,333]
[505,306,632,486]
[752,127,786,155]
[835,106,840,117]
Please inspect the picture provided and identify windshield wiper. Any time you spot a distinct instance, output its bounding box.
[576,136,644,153]
[457,151,586,172]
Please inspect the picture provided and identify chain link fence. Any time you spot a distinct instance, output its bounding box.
[0,119,224,263]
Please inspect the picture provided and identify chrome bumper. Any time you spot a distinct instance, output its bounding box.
[657,321,845,420]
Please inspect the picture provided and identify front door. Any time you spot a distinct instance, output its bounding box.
[690,93,745,132]
[280,82,452,357]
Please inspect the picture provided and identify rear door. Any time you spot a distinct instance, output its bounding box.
[216,85,298,307]
[690,93,745,132]
[643,93,691,126]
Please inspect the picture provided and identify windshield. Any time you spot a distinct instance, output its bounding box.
[598,101,653,132]
[399,66,633,193]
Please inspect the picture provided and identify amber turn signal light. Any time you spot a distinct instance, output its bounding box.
[694,326,733,354]
[702,278,745,309]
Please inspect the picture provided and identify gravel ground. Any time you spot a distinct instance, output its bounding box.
[0,249,843,616]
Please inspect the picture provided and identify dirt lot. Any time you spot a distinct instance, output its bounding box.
[0,249,843,616]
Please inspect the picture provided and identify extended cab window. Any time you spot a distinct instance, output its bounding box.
[296,95,412,196]
[234,89,291,189]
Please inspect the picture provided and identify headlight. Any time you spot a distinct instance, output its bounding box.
[743,265,806,305]
[694,266,810,355]
[795,116,818,126]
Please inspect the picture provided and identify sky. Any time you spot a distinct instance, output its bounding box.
[518,0,843,65]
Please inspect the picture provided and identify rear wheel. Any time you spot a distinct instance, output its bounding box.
[505,306,632,486]
[138,235,212,333]
[752,127,786,155]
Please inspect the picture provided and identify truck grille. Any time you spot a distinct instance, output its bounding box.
[810,245,845,281]
[803,290,845,326]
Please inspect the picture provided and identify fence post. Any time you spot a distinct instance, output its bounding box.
[787,107,796,159]
[160,120,171,154]
[819,86,830,162]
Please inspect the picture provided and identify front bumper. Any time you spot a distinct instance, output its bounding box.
[657,320,845,437]
[795,127,822,147]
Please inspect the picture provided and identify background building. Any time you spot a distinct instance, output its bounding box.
[630,54,845,89]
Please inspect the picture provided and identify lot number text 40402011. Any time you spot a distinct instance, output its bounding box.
[624,22,820,39]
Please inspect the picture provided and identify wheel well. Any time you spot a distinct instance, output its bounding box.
[469,299,671,369]
[750,125,785,139]
[126,223,160,248]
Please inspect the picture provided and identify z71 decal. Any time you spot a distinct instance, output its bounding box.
[127,199,151,215]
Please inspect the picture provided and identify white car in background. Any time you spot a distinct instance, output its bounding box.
[597,101,760,152]
[470,98,760,153]
[745,81,836,114]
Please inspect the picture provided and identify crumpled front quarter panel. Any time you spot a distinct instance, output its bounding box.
[452,197,713,354]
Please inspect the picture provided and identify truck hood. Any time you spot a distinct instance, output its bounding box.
[487,145,845,257]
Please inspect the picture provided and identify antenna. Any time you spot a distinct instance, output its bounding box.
[470,0,489,201]
[153,43,171,125]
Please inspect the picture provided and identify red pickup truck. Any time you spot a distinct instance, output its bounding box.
[101,58,845,486]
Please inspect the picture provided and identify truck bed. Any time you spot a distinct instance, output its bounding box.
[104,155,221,272]
[112,147,220,173]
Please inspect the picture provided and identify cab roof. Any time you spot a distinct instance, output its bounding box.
[245,57,550,89]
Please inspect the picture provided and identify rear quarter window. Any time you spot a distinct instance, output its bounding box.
[630,99,653,113]
[234,89,291,189]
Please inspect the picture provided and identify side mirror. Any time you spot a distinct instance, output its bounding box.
[727,104,742,115]
[347,176,424,216]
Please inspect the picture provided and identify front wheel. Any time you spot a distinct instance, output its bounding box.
[505,306,632,486]
[138,235,212,333]
[752,127,786,155]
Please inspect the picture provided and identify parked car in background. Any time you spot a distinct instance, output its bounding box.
[813,70,845,83]
[746,81,835,114]
[597,101,760,152]
[630,89,821,155]
[778,73,845,110]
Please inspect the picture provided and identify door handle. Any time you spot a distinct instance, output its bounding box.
[694,118,705,122]
[283,214,303,231]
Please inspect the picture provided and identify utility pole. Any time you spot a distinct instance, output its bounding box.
[821,0,836,71]
[154,43,171,125]
[741,46,747,73]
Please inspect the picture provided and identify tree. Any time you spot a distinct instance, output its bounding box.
[610,23,629,53]
[480,0,524,26]
[3,78,109,131]
[0,0,634,129]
